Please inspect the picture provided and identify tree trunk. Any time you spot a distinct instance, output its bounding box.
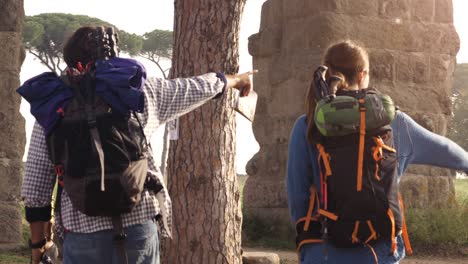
[163,0,246,263]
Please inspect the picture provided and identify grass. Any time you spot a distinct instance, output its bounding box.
[455,178,468,204]
[0,252,30,264]
[404,179,468,257]
[1,179,466,262]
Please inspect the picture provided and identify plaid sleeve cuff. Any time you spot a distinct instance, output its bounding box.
[213,72,227,99]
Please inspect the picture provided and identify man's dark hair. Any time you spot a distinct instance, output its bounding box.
[63,26,99,68]
[63,26,119,68]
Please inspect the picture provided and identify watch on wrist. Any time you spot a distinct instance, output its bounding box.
[28,238,46,249]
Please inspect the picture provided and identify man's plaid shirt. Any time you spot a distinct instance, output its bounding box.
[21,73,226,237]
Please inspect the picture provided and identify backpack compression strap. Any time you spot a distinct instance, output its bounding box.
[89,126,106,191]
[398,193,413,255]
[295,186,323,253]
[82,72,106,192]
[371,136,410,255]
[371,137,396,181]
[357,98,366,191]
[316,144,331,210]
[387,208,397,253]
[112,216,128,264]
[302,185,320,231]
[316,144,332,177]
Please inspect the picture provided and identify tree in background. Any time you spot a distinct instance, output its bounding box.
[140,29,173,180]
[449,63,468,151]
[141,29,172,79]
[118,30,143,57]
[22,13,142,73]
[162,0,246,263]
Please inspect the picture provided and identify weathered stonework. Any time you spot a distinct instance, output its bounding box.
[0,0,24,32]
[244,0,460,241]
[0,0,25,250]
[399,174,456,209]
[0,203,23,246]
[242,252,280,264]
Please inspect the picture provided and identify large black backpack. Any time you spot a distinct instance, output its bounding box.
[316,117,402,248]
[47,71,149,217]
[295,67,412,257]
[296,90,412,256]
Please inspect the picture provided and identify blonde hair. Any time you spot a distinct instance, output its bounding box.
[305,40,369,142]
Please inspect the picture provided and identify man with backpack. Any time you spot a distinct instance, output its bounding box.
[18,26,253,264]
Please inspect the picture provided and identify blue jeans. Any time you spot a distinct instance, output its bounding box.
[63,220,159,264]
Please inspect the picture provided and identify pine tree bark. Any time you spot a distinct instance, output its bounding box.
[163,0,246,263]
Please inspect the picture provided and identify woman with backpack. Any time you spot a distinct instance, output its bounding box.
[287,40,468,264]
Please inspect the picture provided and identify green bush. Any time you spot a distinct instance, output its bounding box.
[242,214,295,250]
[455,178,468,204]
[405,179,468,256]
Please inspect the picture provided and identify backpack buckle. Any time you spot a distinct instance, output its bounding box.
[85,104,97,128]
[87,117,97,128]
[320,216,329,240]
[113,232,127,243]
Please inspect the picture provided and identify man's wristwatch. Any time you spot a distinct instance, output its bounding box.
[28,238,47,249]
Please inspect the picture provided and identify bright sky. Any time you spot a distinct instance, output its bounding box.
[453,0,468,63]
[23,0,264,72]
[23,0,468,63]
[20,0,468,173]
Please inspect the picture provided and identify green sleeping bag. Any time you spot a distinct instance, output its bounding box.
[314,92,396,137]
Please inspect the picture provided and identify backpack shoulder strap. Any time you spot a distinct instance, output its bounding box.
[60,75,86,105]
[64,72,106,191]
[111,216,128,264]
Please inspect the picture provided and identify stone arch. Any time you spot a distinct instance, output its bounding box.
[0,0,25,250]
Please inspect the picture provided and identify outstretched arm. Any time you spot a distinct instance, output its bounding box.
[392,111,468,174]
[144,72,253,125]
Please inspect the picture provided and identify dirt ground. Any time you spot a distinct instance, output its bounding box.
[401,257,468,264]
[244,247,468,264]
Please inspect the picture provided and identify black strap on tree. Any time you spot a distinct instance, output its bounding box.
[111,216,128,264]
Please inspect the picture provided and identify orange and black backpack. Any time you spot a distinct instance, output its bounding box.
[295,66,412,260]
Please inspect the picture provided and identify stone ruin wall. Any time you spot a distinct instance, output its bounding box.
[244,0,460,240]
[0,0,25,250]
